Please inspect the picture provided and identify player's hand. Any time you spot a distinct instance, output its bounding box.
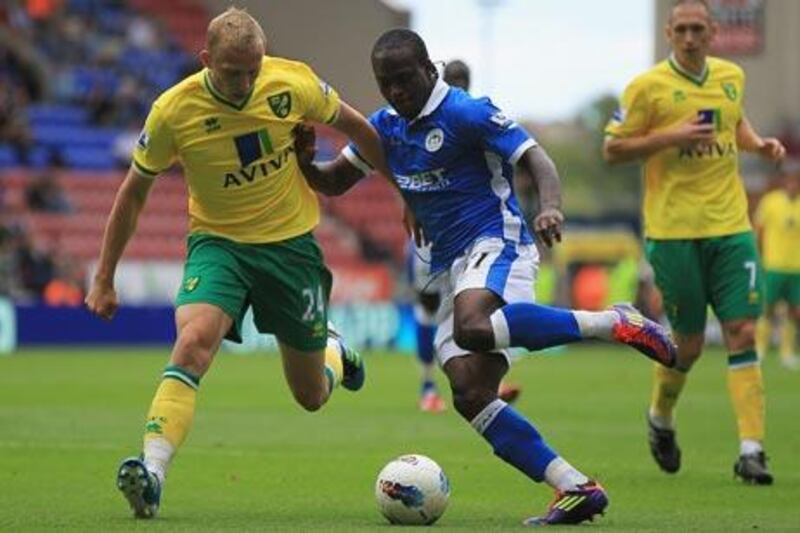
[757,137,786,162]
[85,281,119,321]
[533,207,563,248]
[403,205,426,247]
[293,123,316,170]
[670,119,715,149]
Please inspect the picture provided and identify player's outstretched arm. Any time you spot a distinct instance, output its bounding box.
[736,116,786,162]
[294,124,364,196]
[516,145,564,248]
[85,167,155,320]
[603,119,715,165]
[330,101,393,180]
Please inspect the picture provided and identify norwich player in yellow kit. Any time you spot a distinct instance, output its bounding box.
[603,0,785,484]
[85,8,391,518]
[755,166,800,369]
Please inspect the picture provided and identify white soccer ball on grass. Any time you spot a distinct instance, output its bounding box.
[375,454,450,525]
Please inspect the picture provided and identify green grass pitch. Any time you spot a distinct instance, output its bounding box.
[1,345,798,531]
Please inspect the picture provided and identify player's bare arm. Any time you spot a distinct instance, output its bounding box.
[516,146,563,247]
[294,124,364,196]
[603,118,715,164]
[736,116,786,162]
[330,101,393,179]
[85,167,155,320]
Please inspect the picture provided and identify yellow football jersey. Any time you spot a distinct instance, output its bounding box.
[132,56,340,243]
[606,56,749,239]
[755,190,800,271]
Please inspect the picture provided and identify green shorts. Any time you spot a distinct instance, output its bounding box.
[645,231,762,335]
[764,270,800,307]
[175,232,332,351]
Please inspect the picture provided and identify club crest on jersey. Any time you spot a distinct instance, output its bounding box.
[267,91,292,118]
[183,276,200,293]
[425,128,444,152]
[137,130,150,150]
[722,82,738,101]
[611,108,626,124]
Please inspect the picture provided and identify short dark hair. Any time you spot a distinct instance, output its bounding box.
[372,28,430,63]
[443,60,470,91]
[670,0,711,20]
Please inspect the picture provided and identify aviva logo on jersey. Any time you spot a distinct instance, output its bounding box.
[679,141,736,160]
[224,137,294,189]
[234,129,274,167]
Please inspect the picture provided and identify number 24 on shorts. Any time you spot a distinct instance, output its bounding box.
[302,285,325,322]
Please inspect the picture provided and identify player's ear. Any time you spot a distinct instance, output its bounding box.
[199,49,211,68]
[708,20,719,40]
[425,60,437,80]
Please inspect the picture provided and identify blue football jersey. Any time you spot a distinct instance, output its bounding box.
[344,79,536,273]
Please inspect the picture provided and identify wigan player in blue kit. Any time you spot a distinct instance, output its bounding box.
[408,59,520,413]
[295,29,677,525]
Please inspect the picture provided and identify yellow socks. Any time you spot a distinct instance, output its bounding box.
[779,319,797,363]
[324,338,344,393]
[727,351,765,442]
[649,363,687,428]
[142,366,199,483]
[755,316,771,360]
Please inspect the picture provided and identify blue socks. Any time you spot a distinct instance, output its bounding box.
[471,399,557,482]
[490,302,582,351]
[416,322,436,365]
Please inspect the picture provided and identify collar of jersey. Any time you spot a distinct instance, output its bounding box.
[668,53,709,86]
[407,78,450,124]
[203,70,254,111]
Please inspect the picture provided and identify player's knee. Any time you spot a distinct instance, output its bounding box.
[453,319,494,352]
[724,320,756,349]
[173,328,214,375]
[292,389,327,412]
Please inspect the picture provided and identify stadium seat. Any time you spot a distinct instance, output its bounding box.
[27,105,88,127]
[0,146,18,167]
[61,147,118,170]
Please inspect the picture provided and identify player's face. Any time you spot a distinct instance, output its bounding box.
[372,47,436,120]
[204,42,264,102]
[666,4,716,63]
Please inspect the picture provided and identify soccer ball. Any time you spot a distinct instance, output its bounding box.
[375,454,450,525]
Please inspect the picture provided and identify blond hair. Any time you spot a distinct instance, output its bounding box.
[206,7,266,54]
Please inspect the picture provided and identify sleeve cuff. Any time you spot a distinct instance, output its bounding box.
[132,159,161,178]
[509,138,538,165]
[324,103,341,125]
[342,146,373,175]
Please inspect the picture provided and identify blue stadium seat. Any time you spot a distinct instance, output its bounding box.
[61,147,117,170]
[27,105,88,127]
[0,145,19,167]
[32,125,121,149]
